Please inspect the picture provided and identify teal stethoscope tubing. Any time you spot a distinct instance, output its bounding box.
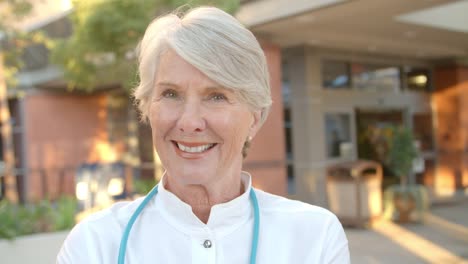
[117,185,260,264]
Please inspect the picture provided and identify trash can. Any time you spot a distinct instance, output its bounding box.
[326,160,383,228]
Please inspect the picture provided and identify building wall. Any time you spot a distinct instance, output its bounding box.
[433,65,468,196]
[20,43,287,200]
[23,92,109,201]
[285,46,434,206]
[244,41,288,196]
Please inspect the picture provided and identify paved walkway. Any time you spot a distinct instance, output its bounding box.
[346,199,468,264]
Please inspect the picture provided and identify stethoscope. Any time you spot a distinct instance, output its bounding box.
[118,184,260,264]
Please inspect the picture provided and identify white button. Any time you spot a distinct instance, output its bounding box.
[203,240,212,248]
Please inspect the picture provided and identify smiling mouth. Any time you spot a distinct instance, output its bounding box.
[173,141,217,153]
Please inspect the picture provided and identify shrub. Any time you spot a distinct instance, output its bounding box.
[386,126,418,186]
[0,196,77,240]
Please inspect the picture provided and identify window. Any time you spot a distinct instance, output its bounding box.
[282,59,295,194]
[404,67,431,92]
[412,113,434,151]
[324,113,352,159]
[322,59,417,91]
[351,63,400,90]
[322,60,350,89]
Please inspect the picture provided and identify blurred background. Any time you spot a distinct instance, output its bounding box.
[0,0,467,263]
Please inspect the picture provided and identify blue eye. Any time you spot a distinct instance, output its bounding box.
[210,93,227,101]
[162,89,178,98]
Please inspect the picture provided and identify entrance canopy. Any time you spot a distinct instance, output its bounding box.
[237,0,468,60]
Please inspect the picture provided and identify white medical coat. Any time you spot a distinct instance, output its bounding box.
[57,173,350,263]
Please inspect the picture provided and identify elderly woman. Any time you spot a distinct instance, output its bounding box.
[57,6,349,264]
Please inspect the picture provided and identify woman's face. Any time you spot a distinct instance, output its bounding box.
[149,49,261,187]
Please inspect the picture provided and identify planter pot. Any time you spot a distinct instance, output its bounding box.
[393,193,416,223]
[383,184,430,223]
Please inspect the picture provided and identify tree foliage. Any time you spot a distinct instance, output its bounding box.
[1,0,53,88]
[51,0,240,92]
[1,0,32,87]
[386,126,417,182]
[0,0,33,30]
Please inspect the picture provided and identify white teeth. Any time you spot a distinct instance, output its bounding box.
[177,143,214,153]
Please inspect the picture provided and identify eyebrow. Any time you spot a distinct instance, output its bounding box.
[155,82,230,92]
[155,82,179,88]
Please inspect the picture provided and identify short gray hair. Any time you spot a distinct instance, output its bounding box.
[133,6,272,125]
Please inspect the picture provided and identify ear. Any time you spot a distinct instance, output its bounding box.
[249,109,263,139]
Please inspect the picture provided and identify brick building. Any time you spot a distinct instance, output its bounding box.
[2,0,467,206]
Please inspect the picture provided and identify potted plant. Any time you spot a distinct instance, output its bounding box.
[382,126,429,223]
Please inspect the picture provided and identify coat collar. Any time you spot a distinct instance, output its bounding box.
[153,171,253,237]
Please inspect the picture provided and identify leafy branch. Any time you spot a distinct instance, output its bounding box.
[51,0,239,92]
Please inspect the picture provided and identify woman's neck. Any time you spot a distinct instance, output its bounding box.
[164,174,244,224]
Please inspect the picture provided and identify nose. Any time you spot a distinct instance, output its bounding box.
[176,100,206,133]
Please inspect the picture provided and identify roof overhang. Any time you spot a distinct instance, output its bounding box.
[1,0,72,32]
[237,0,468,60]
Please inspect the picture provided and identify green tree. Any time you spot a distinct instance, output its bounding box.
[386,126,417,187]
[51,0,240,91]
[0,0,49,86]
